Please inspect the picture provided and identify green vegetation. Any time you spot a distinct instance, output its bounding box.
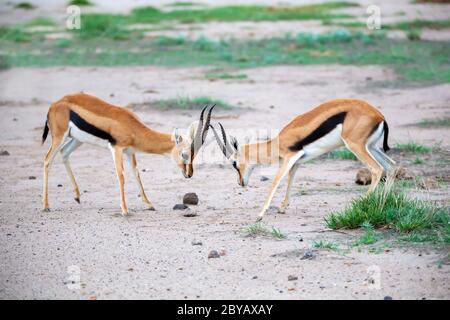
[25,17,56,27]
[353,222,382,245]
[313,239,339,251]
[327,19,450,31]
[166,2,204,7]
[151,96,234,110]
[245,223,287,239]
[406,29,421,41]
[413,157,424,165]
[14,2,35,10]
[204,72,248,81]
[396,141,431,153]
[69,0,93,6]
[324,178,449,243]
[328,148,357,160]
[1,29,449,83]
[412,117,450,128]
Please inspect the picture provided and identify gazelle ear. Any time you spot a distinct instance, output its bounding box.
[187,120,199,141]
[174,128,183,144]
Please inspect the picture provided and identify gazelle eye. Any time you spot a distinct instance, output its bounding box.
[182,153,189,161]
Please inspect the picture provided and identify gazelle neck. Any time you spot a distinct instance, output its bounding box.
[135,125,175,154]
[242,138,279,165]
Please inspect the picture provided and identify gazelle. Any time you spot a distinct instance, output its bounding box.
[210,99,395,221]
[41,92,214,215]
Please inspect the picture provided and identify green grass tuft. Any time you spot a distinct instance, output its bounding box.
[25,17,56,27]
[353,222,382,245]
[271,227,286,239]
[396,141,431,154]
[328,148,357,160]
[152,96,234,110]
[313,239,339,250]
[412,117,450,128]
[204,72,248,81]
[324,178,449,242]
[14,2,35,10]
[69,0,93,6]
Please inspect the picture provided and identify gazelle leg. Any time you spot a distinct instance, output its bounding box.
[111,145,128,215]
[42,135,66,211]
[61,138,83,203]
[343,140,384,193]
[125,152,155,211]
[257,153,303,221]
[279,163,300,214]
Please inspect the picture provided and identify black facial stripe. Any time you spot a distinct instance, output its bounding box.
[70,111,116,145]
[289,112,347,152]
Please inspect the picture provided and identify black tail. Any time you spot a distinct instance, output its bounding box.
[42,119,49,145]
[382,120,390,152]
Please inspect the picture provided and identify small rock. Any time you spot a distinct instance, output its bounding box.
[419,177,439,190]
[252,276,258,279]
[183,212,198,217]
[355,168,371,185]
[395,166,414,180]
[28,176,36,180]
[0,150,10,156]
[384,295,393,300]
[191,240,202,246]
[301,249,315,260]
[269,105,274,109]
[173,204,188,210]
[260,176,269,182]
[208,250,220,259]
[219,249,227,256]
[288,275,298,281]
[57,184,63,187]
[183,193,199,205]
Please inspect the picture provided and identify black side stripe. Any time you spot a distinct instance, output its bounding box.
[70,111,116,145]
[288,112,347,152]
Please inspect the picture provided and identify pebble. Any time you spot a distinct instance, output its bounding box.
[260,176,269,182]
[208,250,220,259]
[183,193,199,205]
[288,275,298,281]
[173,204,188,210]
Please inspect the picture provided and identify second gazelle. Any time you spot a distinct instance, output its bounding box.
[210,99,395,221]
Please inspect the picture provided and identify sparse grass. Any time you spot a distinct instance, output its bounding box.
[353,222,382,245]
[412,117,450,128]
[406,29,421,41]
[14,2,35,10]
[166,2,203,7]
[328,148,357,160]
[413,157,424,165]
[245,223,286,239]
[271,227,286,239]
[204,72,248,81]
[68,0,93,6]
[313,239,339,251]
[25,17,56,27]
[151,96,234,110]
[0,27,30,42]
[396,141,431,154]
[324,178,450,243]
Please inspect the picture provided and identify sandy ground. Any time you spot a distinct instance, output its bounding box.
[0,65,449,299]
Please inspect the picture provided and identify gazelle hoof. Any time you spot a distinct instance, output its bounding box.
[74,197,80,204]
[278,208,286,214]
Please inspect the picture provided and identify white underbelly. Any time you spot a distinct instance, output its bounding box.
[299,124,344,163]
[68,122,110,148]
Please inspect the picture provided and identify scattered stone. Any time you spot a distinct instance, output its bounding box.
[288,275,298,281]
[419,177,439,190]
[355,168,371,185]
[28,176,36,180]
[0,150,10,156]
[208,250,220,259]
[183,212,198,217]
[319,285,326,289]
[191,240,202,246]
[301,249,315,260]
[219,249,227,256]
[173,204,188,210]
[384,295,393,300]
[252,276,258,279]
[57,184,63,187]
[395,166,414,180]
[183,193,199,205]
[260,176,269,182]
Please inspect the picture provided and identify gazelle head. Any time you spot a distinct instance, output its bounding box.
[173,105,215,178]
[210,123,256,187]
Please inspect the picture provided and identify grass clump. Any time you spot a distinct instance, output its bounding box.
[204,72,248,81]
[245,223,287,239]
[328,148,357,160]
[14,2,35,9]
[271,227,286,239]
[353,222,382,245]
[396,141,431,153]
[313,239,339,251]
[412,117,450,128]
[152,96,234,110]
[25,17,56,27]
[324,178,450,242]
[0,27,30,42]
[69,0,93,5]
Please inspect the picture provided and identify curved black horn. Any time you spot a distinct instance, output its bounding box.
[218,122,234,155]
[209,124,231,158]
[201,104,215,143]
[191,105,209,156]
